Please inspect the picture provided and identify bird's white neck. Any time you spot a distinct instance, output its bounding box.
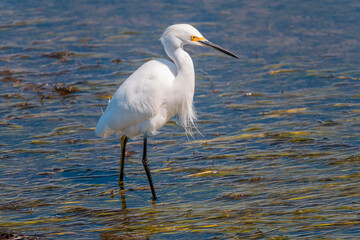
[165,45,197,133]
[167,46,195,92]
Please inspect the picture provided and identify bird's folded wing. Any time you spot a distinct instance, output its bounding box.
[95,59,177,138]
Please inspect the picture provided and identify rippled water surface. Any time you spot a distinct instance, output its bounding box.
[1,0,359,239]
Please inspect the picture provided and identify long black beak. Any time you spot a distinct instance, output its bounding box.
[198,40,239,59]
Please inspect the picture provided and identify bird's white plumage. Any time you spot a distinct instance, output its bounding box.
[96,59,178,138]
[95,24,205,139]
[95,24,239,200]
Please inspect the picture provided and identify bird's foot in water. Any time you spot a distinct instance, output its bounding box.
[99,189,127,198]
[99,186,153,197]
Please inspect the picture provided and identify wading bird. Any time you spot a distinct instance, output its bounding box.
[95,24,238,200]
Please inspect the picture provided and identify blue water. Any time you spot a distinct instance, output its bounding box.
[0,0,359,239]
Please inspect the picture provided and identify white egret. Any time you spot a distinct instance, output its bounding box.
[96,24,238,200]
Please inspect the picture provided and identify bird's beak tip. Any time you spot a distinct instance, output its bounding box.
[199,40,239,59]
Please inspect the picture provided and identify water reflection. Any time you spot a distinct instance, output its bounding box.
[119,181,127,209]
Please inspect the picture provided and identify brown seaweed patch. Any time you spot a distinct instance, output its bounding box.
[1,76,23,83]
[41,51,74,62]
[216,192,249,201]
[0,229,42,240]
[112,58,123,63]
[53,83,79,95]
[0,67,12,75]
[331,155,360,165]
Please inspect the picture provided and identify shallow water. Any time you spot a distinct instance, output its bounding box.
[1,0,359,239]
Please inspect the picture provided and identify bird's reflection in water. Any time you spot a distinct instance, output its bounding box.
[119,181,127,209]
[118,180,157,208]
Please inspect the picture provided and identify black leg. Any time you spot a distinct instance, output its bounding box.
[118,135,128,209]
[119,135,128,184]
[142,133,157,200]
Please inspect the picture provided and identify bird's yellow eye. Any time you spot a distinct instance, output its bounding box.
[191,36,205,42]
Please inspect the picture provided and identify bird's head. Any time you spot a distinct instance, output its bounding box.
[160,24,239,59]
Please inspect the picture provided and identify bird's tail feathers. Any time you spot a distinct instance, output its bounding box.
[95,118,115,138]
